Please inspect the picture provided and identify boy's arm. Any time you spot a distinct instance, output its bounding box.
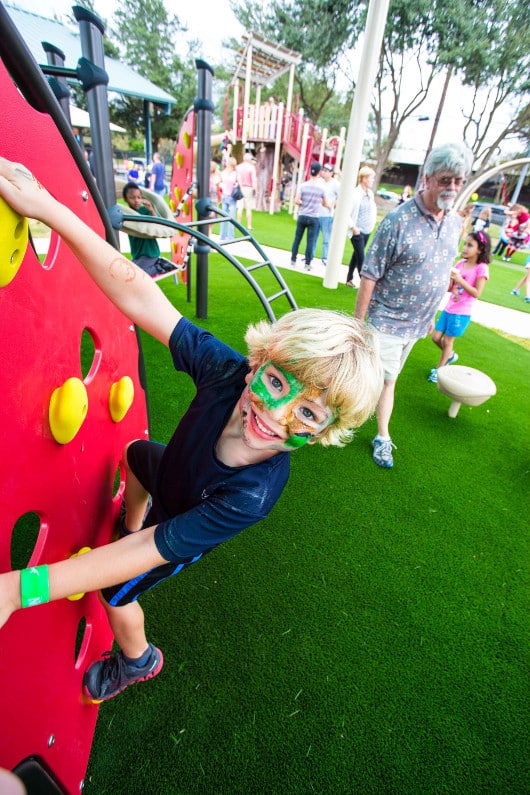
[0,528,167,630]
[0,158,181,346]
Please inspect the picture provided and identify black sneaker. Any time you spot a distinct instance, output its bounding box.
[83,644,163,702]
[117,496,153,538]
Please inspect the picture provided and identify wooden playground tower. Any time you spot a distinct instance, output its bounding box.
[226,33,346,214]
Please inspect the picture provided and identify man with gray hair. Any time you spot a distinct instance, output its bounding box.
[354,142,473,468]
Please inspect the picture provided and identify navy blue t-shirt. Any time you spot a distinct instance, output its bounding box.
[152,318,290,563]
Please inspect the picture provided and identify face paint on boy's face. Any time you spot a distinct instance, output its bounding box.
[244,362,332,449]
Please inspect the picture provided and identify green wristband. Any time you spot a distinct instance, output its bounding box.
[20,565,50,608]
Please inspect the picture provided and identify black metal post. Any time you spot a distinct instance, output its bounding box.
[72,5,116,216]
[194,59,214,319]
[42,42,71,123]
[143,100,152,165]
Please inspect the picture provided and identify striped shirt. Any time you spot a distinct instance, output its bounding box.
[297,180,326,217]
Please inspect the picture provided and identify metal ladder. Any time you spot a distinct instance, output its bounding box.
[115,204,298,322]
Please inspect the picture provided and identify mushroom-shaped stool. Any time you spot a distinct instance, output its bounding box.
[437,365,496,418]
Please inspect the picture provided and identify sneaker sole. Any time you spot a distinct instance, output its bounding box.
[83,648,164,703]
[373,457,393,468]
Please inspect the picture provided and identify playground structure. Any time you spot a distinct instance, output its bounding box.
[226,33,346,214]
[0,7,300,793]
[0,7,148,793]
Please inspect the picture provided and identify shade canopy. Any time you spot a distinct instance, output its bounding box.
[70,104,126,132]
[5,4,177,108]
[232,32,301,87]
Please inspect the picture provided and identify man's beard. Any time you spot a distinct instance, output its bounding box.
[437,193,457,211]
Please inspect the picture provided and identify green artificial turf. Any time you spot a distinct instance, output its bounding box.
[85,257,529,795]
[182,209,530,313]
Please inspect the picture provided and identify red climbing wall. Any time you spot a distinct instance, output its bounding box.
[0,57,149,793]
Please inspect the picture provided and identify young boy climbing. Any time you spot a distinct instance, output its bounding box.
[0,157,383,702]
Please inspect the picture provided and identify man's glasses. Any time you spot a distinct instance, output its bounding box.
[435,175,466,188]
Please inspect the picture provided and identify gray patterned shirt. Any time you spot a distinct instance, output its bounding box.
[361,192,462,338]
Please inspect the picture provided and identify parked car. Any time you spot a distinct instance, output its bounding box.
[471,202,509,226]
[377,187,400,202]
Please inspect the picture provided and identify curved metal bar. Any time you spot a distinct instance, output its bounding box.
[454,158,530,210]
[120,210,298,322]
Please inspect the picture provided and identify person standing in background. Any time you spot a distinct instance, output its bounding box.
[398,185,412,205]
[318,164,339,266]
[290,162,330,272]
[345,166,377,287]
[149,152,166,196]
[219,156,238,242]
[236,153,257,230]
[354,142,473,469]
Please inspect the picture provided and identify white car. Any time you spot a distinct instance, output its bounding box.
[377,187,400,202]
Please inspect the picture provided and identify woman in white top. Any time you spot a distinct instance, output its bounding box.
[346,166,377,287]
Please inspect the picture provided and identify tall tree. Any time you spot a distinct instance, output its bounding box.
[231,0,530,182]
[108,0,199,145]
[449,0,530,171]
[230,0,365,126]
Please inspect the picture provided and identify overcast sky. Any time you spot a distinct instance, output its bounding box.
[9,0,244,64]
[7,0,523,160]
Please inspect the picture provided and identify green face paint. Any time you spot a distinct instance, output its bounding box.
[285,433,311,449]
[248,362,332,449]
[249,363,304,410]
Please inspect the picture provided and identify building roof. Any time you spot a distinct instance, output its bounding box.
[232,32,301,87]
[5,4,177,107]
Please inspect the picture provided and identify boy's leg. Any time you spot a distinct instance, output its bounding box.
[83,595,163,702]
[101,597,148,659]
[122,441,151,532]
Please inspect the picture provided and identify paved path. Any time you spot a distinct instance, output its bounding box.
[34,230,530,340]
[210,235,530,340]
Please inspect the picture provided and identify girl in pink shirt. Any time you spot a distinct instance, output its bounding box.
[428,231,490,383]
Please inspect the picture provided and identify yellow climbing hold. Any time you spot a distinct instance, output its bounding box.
[183,131,191,149]
[49,377,88,444]
[67,546,92,600]
[0,197,29,288]
[109,375,134,422]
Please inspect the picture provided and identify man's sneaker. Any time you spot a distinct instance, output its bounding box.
[427,368,438,383]
[525,297,530,303]
[372,437,396,468]
[447,352,459,365]
[290,259,297,267]
[304,262,312,271]
[511,288,520,296]
[322,259,327,266]
[83,644,163,702]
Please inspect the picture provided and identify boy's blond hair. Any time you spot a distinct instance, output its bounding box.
[244,308,383,447]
